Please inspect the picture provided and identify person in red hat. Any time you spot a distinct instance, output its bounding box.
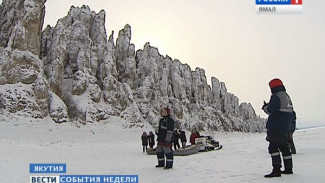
[262,78,295,178]
[155,107,175,169]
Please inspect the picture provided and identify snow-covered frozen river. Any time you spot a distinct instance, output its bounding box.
[1,117,324,183]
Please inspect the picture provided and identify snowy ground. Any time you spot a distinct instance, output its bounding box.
[1,116,325,183]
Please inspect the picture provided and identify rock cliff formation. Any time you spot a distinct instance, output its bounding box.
[0,0,265,132]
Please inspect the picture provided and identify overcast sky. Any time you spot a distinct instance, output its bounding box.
[2,0,324,125]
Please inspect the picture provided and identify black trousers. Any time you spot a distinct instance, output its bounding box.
[268,142,293,170]
[174,141,180,150]
[142,145,147,152]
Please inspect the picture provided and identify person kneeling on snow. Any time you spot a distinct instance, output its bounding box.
[156,107,175,169]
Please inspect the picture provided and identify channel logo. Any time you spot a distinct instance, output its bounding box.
[30,175,138,183]
[30,176,59,183]
[256,0,303,14]
[29,163,138,183]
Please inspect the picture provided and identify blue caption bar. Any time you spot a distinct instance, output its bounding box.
[30,163,66,173]
[60,175,138,183]
[256,0,291,5]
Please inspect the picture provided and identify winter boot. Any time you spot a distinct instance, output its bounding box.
[264,169,281,178]
[155,165,164,168]
[281,169,293,174]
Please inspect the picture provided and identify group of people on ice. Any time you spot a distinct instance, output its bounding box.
[141,131,155,153]
[140,78,297,178]
[172,129,188,150]
[141,107,211,170]
[141,125,199,153]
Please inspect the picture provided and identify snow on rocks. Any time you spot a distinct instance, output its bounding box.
[0,83,44,118]
[49,91,69,123]
[0,0,48,119]
[115,24,138,89]
[134,42,265,132]
[0,0,46,55]
[0,1,265,132]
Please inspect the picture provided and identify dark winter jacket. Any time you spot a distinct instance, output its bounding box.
[173,131,180,143]
[141,135,148,146]
[180,131,187,142]
[148,133,155,147]
[264,86,294,143]
[157,115,175,147]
